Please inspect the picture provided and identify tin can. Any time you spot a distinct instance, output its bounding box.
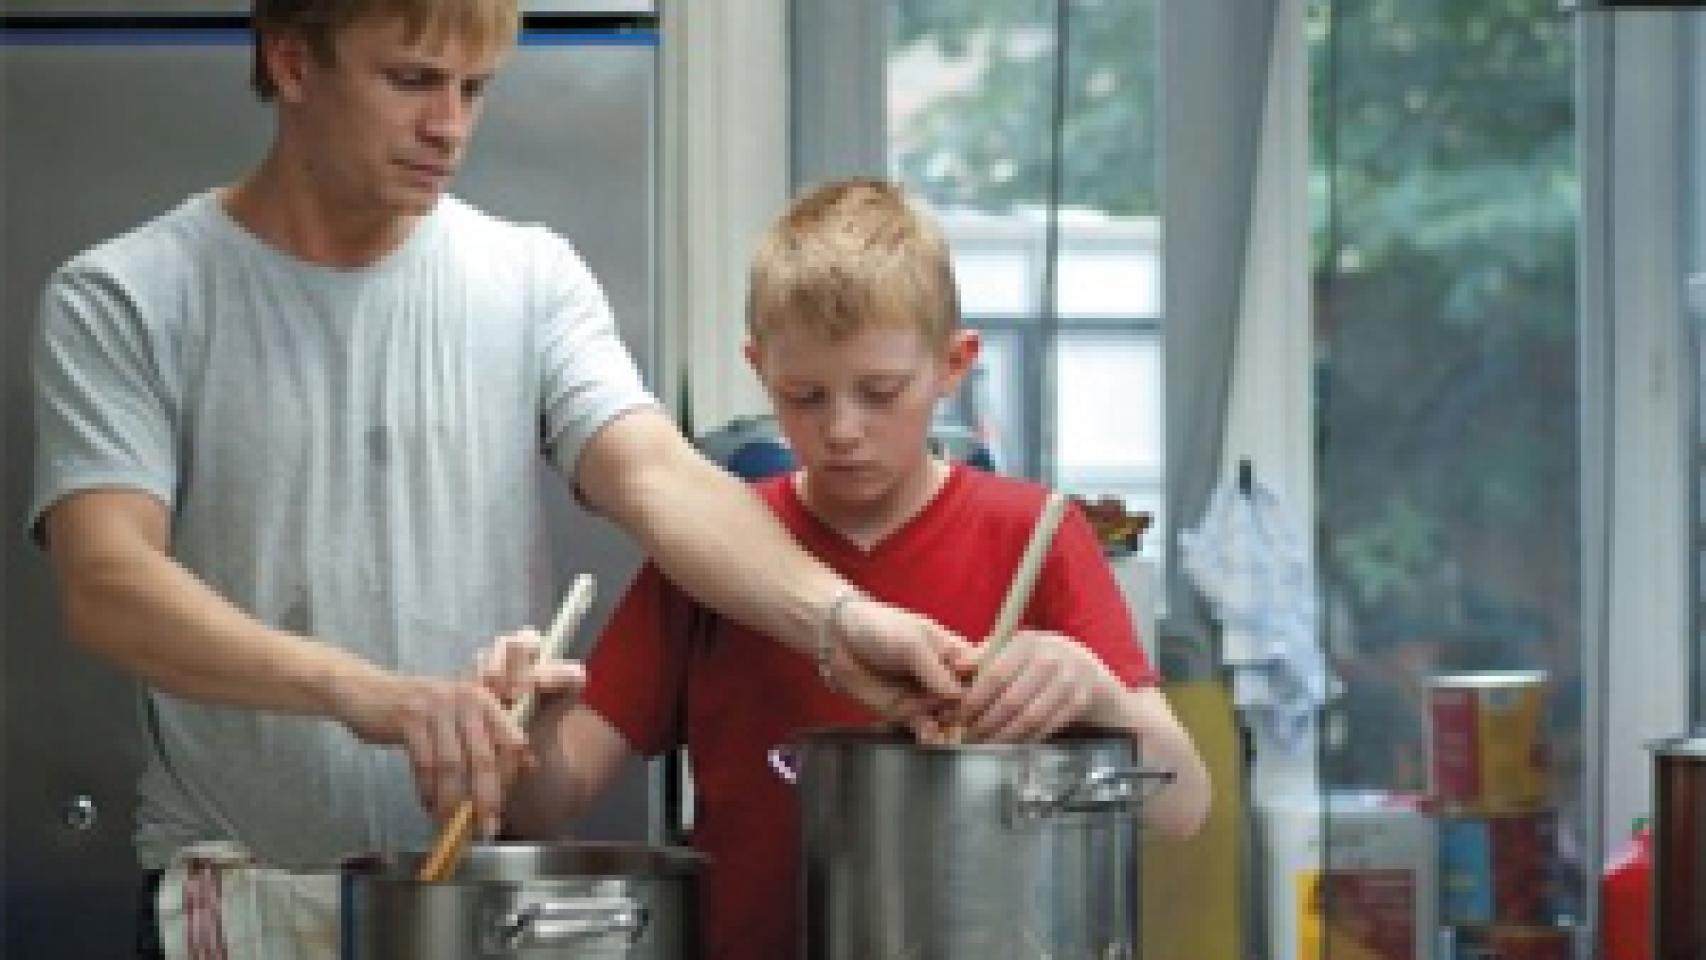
[1428,671,1550,810]
[1438,810,1557,926]
[1446,925,1575,960]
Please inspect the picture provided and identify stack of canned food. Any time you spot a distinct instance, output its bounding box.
[1426,670,1575,960]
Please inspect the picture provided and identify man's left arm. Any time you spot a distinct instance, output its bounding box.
[571,407,975,726]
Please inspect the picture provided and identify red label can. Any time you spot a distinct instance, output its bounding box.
[1428,671,1549,810]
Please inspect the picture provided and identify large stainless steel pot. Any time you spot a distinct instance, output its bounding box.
[1652,733,1706,960]
[782,726,1170,960]
[340,841,705,959]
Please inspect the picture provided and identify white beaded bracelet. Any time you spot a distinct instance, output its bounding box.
[818,588,859,690]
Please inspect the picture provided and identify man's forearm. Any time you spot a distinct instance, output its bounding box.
[62,547,375,715]
[577,410,974,720]
[578,412,839,656]
[50,503,376,720]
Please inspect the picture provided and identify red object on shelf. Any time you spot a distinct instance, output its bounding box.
[1601,820,1653,960]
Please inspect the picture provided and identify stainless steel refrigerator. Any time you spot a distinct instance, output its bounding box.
[1,4,659,955]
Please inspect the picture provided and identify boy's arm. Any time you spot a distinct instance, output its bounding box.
[957,504,1209,836]
[478,578,670,838]
[1090,684,1213,839]
[956,632,1211,838]
[506,699,635,837]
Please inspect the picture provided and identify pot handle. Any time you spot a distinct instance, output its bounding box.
[767,745,799,785]
[1013,765,1175,819]
[490,895,649,950]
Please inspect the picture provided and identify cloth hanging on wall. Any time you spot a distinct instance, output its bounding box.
[1180,474,1328,753]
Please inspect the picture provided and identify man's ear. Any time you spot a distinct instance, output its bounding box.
[261,29,314,103]
[743,340,764,379]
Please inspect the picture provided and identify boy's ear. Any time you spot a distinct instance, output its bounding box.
[941,329,980,392]
[742,340,763,378]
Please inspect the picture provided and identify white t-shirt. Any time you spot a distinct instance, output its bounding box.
[29,191,656,869]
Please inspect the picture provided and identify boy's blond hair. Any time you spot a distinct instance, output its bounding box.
[251,0,520,100]
[747,178,960,350]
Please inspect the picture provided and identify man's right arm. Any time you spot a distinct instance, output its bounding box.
[44,489,530,836]
[49,489,368,713]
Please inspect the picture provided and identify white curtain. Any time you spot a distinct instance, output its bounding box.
[662,0,790,434]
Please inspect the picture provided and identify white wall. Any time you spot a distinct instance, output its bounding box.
[1581,11,1694,865]
[1219,0,1318,800]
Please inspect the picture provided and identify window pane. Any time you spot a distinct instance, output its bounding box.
[1055,332,1164,552]
[888,0,1162,490]
[1311,0,1582,943]
[1056,232,1160,318]
[1056,333,1162,477]
[948,234,1034,316]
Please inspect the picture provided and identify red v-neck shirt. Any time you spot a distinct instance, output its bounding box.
[581,463,1155,960]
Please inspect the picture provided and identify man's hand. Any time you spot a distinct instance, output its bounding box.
[329,636,585,840]
[829,599,976,742]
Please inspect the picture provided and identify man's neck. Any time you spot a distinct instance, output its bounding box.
[221,152,423,269]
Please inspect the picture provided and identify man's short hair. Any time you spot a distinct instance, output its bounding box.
[747,178,961,350]
[250,0,520,100]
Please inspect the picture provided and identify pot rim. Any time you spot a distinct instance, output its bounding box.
[791,723,1134,754]
[342,840,708,882]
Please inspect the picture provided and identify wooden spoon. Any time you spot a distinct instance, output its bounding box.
[942,491,1070,743]
[414,573,597,882]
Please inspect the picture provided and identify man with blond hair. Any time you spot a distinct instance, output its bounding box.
[29,2,974,954]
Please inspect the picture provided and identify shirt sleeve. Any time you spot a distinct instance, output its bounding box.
[27,265,179,544]
[532,231,659,480]
[581,564,694,757]
[1035,503,1158,688]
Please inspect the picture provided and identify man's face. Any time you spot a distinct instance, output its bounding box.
[273,16,508,217]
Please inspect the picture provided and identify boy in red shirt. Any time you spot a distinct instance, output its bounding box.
[489,178,1211,960]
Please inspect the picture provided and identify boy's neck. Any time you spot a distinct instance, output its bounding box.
[795,457,953,552]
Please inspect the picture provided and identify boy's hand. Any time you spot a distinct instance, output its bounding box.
[465,630,588,834]
[831,600,976,740]
[474,629,588,709]
[954,629,1115,743]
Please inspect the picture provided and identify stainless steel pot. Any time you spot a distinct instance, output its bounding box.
[1652,733,1706,960]
[340,841,705,959]
[780,726,1170,960]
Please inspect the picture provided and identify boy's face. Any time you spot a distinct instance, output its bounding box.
[266,15,507,218]
[746,321,977,520]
